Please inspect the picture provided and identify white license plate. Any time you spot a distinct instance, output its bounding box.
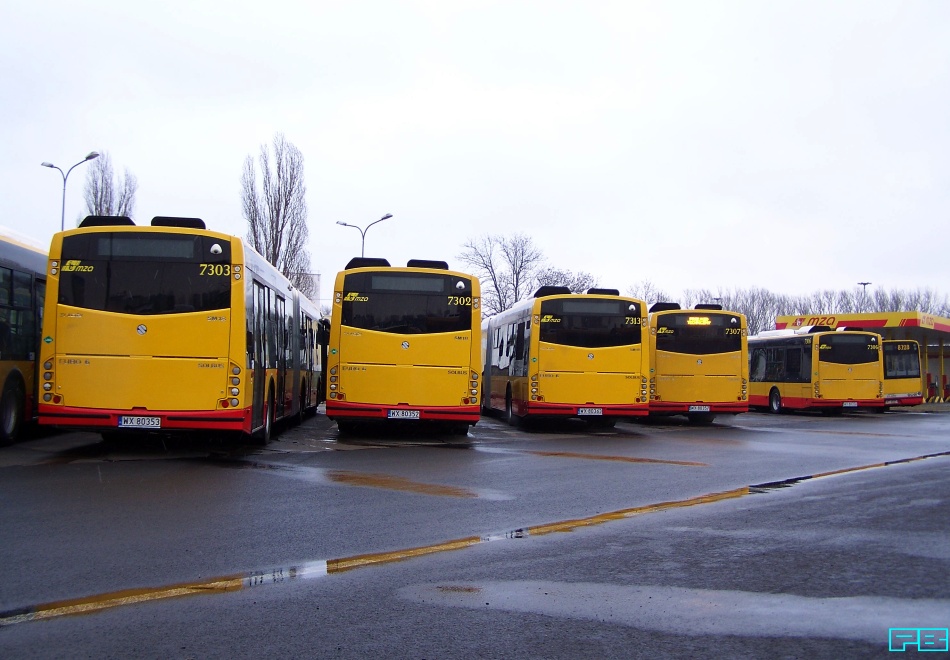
[688,405,711,412]
[842,401,858,408]
[118,416,161,429]
[578,407,603,416]
[388,410,420,419]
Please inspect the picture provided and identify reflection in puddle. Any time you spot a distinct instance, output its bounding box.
[400,581,950,642]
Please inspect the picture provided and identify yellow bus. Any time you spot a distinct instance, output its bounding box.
[0,231,47,444]
[748,328,884,413]
[483,287,649,426]
[325,258,481,434]
[648,303,749,424]
[882,339,924,408]
[38,216,323,443]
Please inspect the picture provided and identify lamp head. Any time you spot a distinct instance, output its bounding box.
[381,213,393,220]
[41,162,55,168]
[85,151,100,161]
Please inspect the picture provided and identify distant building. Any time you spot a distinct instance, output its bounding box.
[303,272,321,307]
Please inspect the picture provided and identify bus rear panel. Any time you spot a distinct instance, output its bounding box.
[649,309,749,421]
[484,290,649,423]
[883,339,924,407]
[325,263,481,429]
[39,220,322,441]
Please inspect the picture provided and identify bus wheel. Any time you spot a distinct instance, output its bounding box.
[258,393,274,445]
[768,388,782,414]
[687,413,715,426]
[0,377,25,446]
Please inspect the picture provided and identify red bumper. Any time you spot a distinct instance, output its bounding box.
[38,404,252,433]
[326,400,480,423]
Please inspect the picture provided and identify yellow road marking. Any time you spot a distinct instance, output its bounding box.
[328,470,478,498]
[529,450,707,467]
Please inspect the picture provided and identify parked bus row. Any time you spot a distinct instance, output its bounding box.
[483,291,750,426]
[0,219,926,445]
[748,330,922,413]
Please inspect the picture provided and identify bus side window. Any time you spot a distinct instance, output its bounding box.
[750,349,766,381]
[785,348,803,381]
[514,321,526,362]
[765,347,785,381]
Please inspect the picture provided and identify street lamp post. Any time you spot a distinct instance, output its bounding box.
[858,281,871,311]
[336,213,393,257]
[41,151,100,231]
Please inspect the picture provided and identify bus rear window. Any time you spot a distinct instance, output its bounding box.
[816,334,881,364]
[58,232,232,315]
[341,271,473,334]
[653,313,743,355]
[884,342,920,379]
[538,298,642,348]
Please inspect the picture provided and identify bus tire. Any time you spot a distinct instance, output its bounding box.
[258,389,275,445]
[0,376,25,446]
[768,388,782,414]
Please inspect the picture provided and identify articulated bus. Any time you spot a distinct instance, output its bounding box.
[648,303,749,424]
[0,231,47,444]
[483,287,649,426]
[748,328,884,413]
[39,216,323,443]
[325,258,481,434]
[882,339,924,408]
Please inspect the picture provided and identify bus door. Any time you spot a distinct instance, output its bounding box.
[276,295,287,418]
[252,281,266,429]
[784,344,810,402]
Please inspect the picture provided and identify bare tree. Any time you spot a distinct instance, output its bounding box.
[626,280,674,307]
[457,233,545,315]
[82,151,138,219]
[681,288,717,309]
[243,133,314,297]
[535,267,599,293]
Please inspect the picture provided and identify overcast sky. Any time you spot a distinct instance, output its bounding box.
[3,1,948,306]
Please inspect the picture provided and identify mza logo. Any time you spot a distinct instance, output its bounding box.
[343,292,369,302]
[889,628,948,652]
[62,260,94,272]
[540,315,561,323]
